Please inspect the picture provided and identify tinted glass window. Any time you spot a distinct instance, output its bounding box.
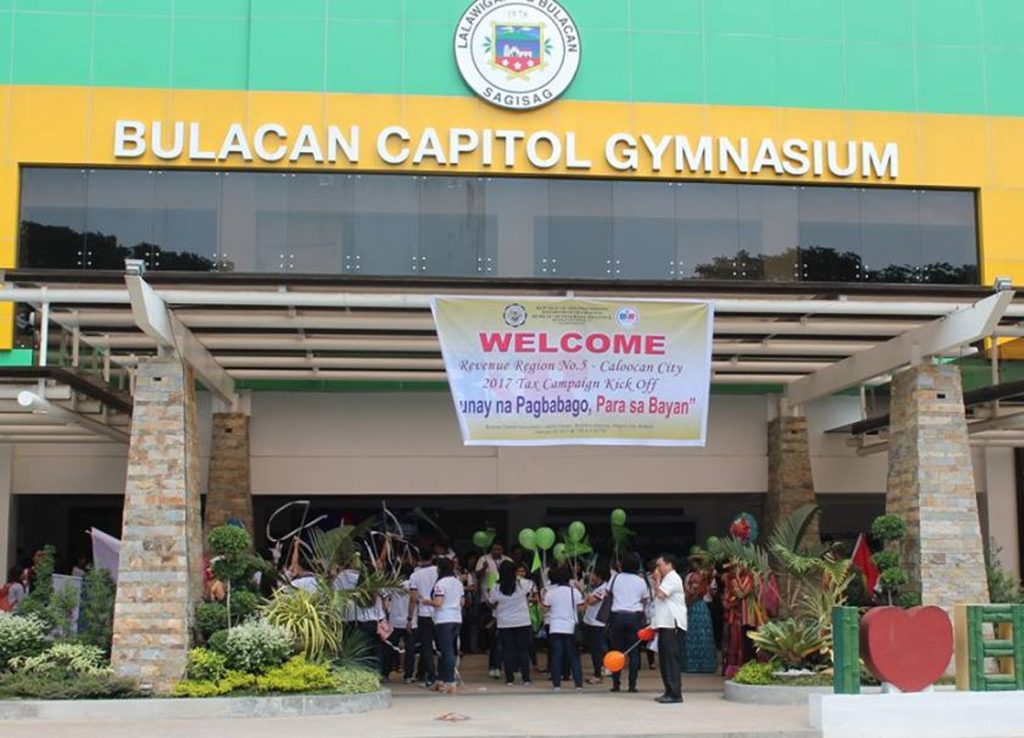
[18,168,979,285]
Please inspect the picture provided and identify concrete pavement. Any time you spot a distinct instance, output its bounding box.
[3,689,817,738]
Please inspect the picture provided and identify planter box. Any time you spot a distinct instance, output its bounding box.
[725,680,836,705]
[725,680,884,705]
[0,689,391,721]
[810,691,1024,738]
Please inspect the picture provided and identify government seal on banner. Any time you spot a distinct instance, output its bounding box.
[431,297,713,446]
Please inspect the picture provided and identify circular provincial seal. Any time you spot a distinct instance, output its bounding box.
[453,0,582,111]
[503,303,528,327]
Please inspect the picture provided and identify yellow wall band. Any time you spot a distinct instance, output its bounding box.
[1,85,1023,352]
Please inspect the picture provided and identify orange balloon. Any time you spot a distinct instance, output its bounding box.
[603,650,626,673]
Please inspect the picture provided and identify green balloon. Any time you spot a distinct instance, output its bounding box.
[518,528,537,551]
[535,526,556,551]
[472,530,490,549]
[552,542,567,561]
[567,520,586,543]
[611,508,627,526]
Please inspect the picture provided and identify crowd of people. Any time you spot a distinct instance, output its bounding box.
[319,539,723,701]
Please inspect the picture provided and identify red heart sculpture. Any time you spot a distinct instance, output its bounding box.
[860,605,953,692]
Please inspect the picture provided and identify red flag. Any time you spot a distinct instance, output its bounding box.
[851,533,880,595]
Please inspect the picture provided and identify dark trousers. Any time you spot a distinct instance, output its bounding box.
[357,620,384,675]
[584,623,607,678]
[609,611,643,689]
[435,622,460,685]
[658,627,686,700]
[498,626,532,683]
[548,632,582,688]
[417,615,437,684]
[384,627,416,679]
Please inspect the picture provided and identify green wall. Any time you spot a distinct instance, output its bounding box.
[0,0,1022,115]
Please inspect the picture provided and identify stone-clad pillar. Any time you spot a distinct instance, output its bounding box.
[886,364,989,608]
[766,414,819,546]
[204,413,253,538]
[111,359,203,693]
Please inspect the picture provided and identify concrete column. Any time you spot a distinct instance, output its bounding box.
[765,415,819,545]
[886,364,989,608]
[0,444,13,577]
[111,358,203,693]
[983,447,1020,578]
[203,412,253,538]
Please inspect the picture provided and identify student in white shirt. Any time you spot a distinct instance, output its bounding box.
[488,560,536,685]
[408,550,439,687]
[354,567,387,678]
[651,553,688,703]
[332,562,360,627]
[429,557,465,694]
[607,553,649,693]
[582,564,611,684]
[288,569,319,594]
[384,564,416,683]
[476,542,512,678]
[541,565,584,691]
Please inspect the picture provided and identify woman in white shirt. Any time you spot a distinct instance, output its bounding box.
[429,557,465,694]
[582,564,610,684]
[541,565,584,691]
[488,560,536,685]
[607,553,649,693]
[384,564,416,684]
[354,568,387,677]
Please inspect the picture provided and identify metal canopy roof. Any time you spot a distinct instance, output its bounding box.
[3,272,1022,408]
[0,367,131,444]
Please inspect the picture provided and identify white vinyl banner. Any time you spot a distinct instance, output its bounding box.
[432,296,713,446]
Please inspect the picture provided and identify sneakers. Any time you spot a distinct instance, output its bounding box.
[488,668,501,679]
[553,686,562,692]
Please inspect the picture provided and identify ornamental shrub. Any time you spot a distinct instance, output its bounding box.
[9,643,111,677]
[0,613,48,667]
[185,648,227,683]
[871,515,907,544]
[208,525,251,558]
[195,601,228,638]
[205,629,230,655]
[208,525,264,585]
[0,671,141,699]
[870,514,911,606]
[16,546,56,625]
[869,551,900,572]
[229,590,260,622]
[78,568,116,654]
[333,666,381,695]
[15,546,77,637]
[221,618,293,674]
[732,661,776,685]
[171,670,254,698]
[254,655,337,693]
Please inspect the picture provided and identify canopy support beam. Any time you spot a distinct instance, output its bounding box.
[786,291,1014,407]
[124,269,236,407]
